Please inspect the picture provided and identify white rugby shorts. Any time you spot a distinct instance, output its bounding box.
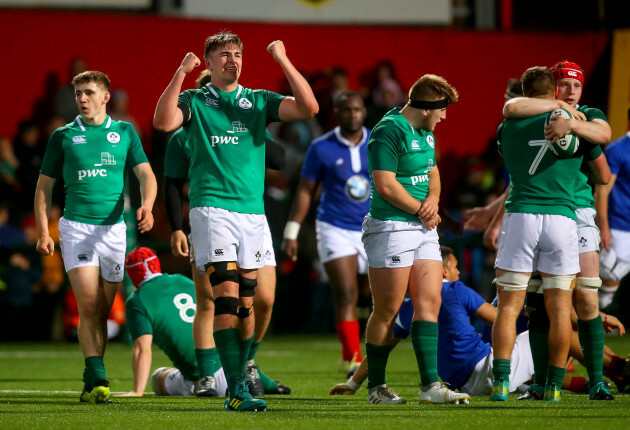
[161,367,227,396]
[189,215,275,269]
[576,208,600,254]
[460,331,534,395]
[495,213,579,275]
[58,217,126,282]
[190,207,265,273]
[600,228,630,281]
[361,216,441,269]
[316,220,367,274]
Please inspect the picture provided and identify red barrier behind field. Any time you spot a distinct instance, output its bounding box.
[0,9,609,157]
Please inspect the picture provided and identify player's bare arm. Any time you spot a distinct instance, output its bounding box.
[372,169,422,216]
[34,174,56,256]
[133,162,157,234]
[549,117,611,145]
[268,40,319,121]
[418,166,440,222]
[587,153,611,185]
[154,52,201,132]
[503,97,585,120]
[116,334,153,397]
[595,174,617,249]
[473,302,497,325]
[281,177,318,261]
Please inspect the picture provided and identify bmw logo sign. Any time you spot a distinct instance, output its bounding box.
[345,175,370,202]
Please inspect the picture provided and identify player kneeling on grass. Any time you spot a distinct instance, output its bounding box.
[116,247,228,397]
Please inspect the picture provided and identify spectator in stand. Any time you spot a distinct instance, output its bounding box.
[109,89,143,140]
[0,137,20,201]
[54,57,87,123]
[14,120,45,214]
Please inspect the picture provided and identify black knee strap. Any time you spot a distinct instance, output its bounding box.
[237,305,253,319]
[214,296,239,316]
[206,261,239,286]
[239,275,257,297]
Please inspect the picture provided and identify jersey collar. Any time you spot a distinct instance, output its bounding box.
[333,126,368,148]
[207,83,244,100]
[76,115,112,131]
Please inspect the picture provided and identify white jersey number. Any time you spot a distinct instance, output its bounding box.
[173,293,196,323]
[528,139,550,175]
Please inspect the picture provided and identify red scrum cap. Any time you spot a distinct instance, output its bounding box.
[125,247,162,287]
[550,61,584,85]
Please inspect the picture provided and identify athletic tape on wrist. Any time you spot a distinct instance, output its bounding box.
[283,221,301,240]
[346,377,362,392]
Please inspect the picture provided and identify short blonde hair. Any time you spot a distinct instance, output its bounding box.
[408,74,459,105]
[204,31,243,59]
[71,71,110,92]
[195,70,212,89]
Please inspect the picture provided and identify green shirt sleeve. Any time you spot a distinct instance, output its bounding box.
[164,129,190,179]
[369,126,401,172]
[40,129,64,178]
[585,142,603,161]
[582,107,607,122]
[125,293,153,340]
[262,90,286,123]
[497,121,506,155]
[177,89,194,110]
[125,123,149,168]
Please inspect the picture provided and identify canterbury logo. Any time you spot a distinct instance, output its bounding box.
[229,398,243,409]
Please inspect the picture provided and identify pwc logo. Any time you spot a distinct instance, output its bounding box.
[78,169,107,181]
[210,136,239,147]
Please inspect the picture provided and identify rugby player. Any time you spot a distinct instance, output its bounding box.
[282,90,371,375]
[35,71,157,403]
[154,31,317,411]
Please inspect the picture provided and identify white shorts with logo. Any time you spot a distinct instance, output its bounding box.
[576,208,600,254]
[190,207,265,273]
[188,215,275,268]
[460,331,534,395]
[316,220,367,274]
[600,228,630,281]
[58,217,126,282]
[161,367,227,396]
[361,216,441,269]
[495,213,579,275]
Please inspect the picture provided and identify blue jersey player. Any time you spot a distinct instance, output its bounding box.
[282,91,371,374]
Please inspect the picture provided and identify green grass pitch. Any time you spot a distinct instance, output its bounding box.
[1,335,630,429]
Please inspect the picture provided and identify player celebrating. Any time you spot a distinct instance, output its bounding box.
[164,70,290,397]
[34,71,157,403]
[362,74,469,405]
[117,247,228,397]
[154,31,317,412]
[502,61,614,400]
[492,66,583,402]
[282,90,371,375]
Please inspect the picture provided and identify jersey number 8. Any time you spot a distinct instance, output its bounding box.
[173,293,196,323]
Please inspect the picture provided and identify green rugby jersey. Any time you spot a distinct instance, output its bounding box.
[125,274,199,381]
[164,128,191,181]
[178,83,285,214]
[40,116,148,225]
[498,113,582,220]
[367,108,437,222]
[574,105,607,209]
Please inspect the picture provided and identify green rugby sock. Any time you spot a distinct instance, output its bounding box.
[492,358,511,382]
[257,367,279,391]
[195,348,221,377]
[214,328,242,396]
[411,321,439,386]
[546,365,566,387]
[578,316,605,388]
[527,295,550,386]
[247,341,260,362]
[84,356,106,388]
[240,335,254,377]
[366,343,390,389]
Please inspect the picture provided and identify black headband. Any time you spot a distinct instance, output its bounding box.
[409,98,449,110]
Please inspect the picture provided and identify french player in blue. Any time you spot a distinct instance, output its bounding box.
[596,106,630,309]
[330,247,534,399]
[282,90,371,374]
